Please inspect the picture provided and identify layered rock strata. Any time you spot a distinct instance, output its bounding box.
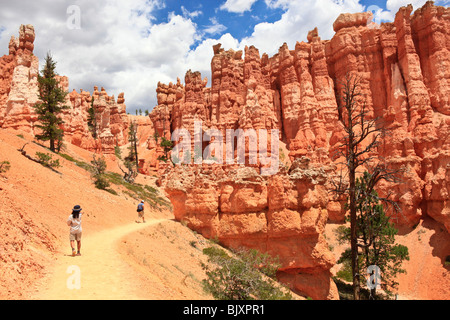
[165,159,339,300]
[155,2,449,231]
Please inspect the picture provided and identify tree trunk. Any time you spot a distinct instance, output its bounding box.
[133,123,139,171]
[347,86,360,300]
[349,159,360,300]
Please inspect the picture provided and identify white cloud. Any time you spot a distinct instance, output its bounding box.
[203,17,227,35]
[367,0,430,21]
[0,0,198,113]
[185,33,240,78]
[181,6,203,19]
[364,0,440,26]
[238,0,365,56]
[264,0,291,10]
[220,0,259,13]
[386,0,429,12]
[1,0,445,115]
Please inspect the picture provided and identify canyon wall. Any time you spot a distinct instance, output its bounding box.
[165,159,339,300]
[158,2,449,299]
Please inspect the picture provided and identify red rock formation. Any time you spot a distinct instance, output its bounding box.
[165,159,339,300]
[153,2,450,299]
[409,2,450,232]
[55,85,130,155]
[241,45,281,133]
[0,25,39,133]
[210,44,246,133]
[90,86,130,154]
[61,87,95,151]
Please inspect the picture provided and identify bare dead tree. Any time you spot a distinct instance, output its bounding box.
[118,162,138,183]
[331,73,402,300]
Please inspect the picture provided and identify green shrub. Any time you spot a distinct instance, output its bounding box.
[93,174,110,190]
[0,161,11,173]
[36,152,60,168]
[60,153,92,171]
[114,146,122,160]
[90,155,110,190]
[103,171,170,209]
[202,246,292,300]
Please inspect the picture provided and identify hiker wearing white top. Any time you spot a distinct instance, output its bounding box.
[67,205,83,256]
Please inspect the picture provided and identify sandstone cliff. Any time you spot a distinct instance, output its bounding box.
[156,2,449,299]
[155,2,449,229]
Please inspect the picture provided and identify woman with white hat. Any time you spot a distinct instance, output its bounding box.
[67,205,83,256]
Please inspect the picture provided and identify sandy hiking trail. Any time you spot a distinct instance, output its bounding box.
[32,218,167,300]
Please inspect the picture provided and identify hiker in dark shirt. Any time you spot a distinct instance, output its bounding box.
[136,200,145,223]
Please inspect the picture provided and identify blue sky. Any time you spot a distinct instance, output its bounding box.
[152,0,288,43]
[154,0,387,42]
[0,0,448,113]
[150,0,395,50]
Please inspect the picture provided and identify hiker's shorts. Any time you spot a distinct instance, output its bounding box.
[70,232,82,241]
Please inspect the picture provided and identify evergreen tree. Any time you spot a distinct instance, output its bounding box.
[125,121,139,170]
[157,136,173,164]
[33,52,69,152]
[202,247,292,300]
[337,171,409,299]
[87,96,97,139]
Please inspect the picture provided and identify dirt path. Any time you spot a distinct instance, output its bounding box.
[32,219,167,300]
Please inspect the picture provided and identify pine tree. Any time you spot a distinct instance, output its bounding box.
[125,121,139,170]
[337,171,409,299]
[87,96,97,139]
[157,136,173,164]
[33,52,69,152]
[333,74,401,299]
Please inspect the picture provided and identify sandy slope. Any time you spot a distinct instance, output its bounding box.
[0,129,211,300]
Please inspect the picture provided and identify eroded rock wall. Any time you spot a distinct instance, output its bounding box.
[154,2,449,299]
[165,159,339,300]
[154,2,449,231]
